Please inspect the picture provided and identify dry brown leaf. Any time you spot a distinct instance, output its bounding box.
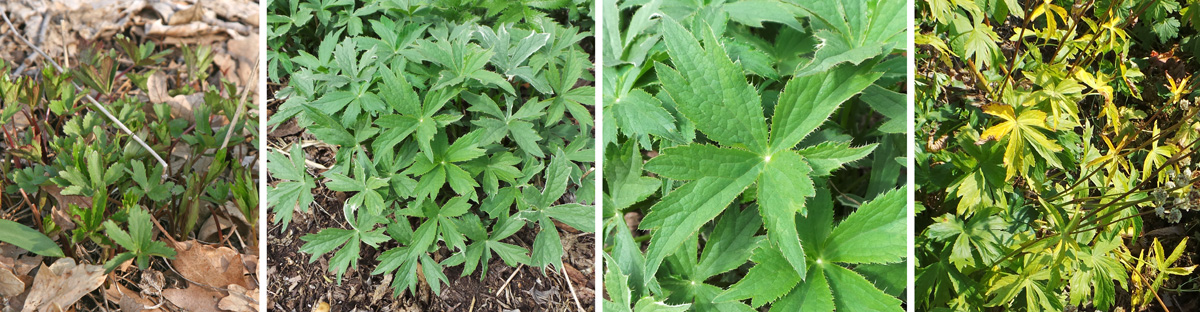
[144,20,230,45]
[162,285,221,312]
[204,0,259,26]
[50,206,75,232]
[146,71,171,104]
[41,184,91,209]
[168,4,205,26]
[21,258,105,312]
[0,267,25,297]
[0,245,43,278]
[118,294,145,312]
[109,282,163,312]
[171,241,252,289]
[217,284,256,312]
[311,302,330,312]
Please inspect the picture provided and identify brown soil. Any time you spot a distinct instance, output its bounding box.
[265,116,596,312]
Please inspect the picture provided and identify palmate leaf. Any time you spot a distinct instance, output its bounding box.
[1142,122,1178,183]
[985,254,1063,311]
[655,206,761,311]
[300,207,389,283]
[716,187,905,311]
[324,160,389,215]
[654,18,768,154]
[374,219,439,296]
[977,103,1063,180]
[794,0,905,75]
[925,213,1009,269]
[445,213,528,278]
[946,132,1008,215]
[641,16,881,284]
[522,152,594,271]
[268,144,316,231]
[102,207,176,272]
[464,93,547,158]
[1068,234,1126,310]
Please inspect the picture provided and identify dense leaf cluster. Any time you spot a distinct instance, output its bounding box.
[917,0,1200,309]
[0,39,257,271]
[267,0,596,297]
[601,0,906,310]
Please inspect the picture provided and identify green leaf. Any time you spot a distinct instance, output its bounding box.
[102,207,176,272]
[0,219,64,257]
[757,150,815,276]
[610,89,681,143]
[644,145,762,181]
[530,217,564,270]
[857,84,906,134]
[604,140,659,211]
[926,213,1009,269]
[694,206,762,280]
[544,203,595,233]
[770,63,881,154]
[724,0,804,30]
[794,0,904,74]
[639,173,761,289]
[268,145,315,231]
[823,186,906,264]
[603,254,633,311]
[715,244,803,307]
[771,264,835,311]
[797,141,878,176]
[825,264,904,312]
[656,17,769,153]
[632,298,692,312]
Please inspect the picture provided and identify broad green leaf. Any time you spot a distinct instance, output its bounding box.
[825,264,904,312]
[723,0,804,30]
[794,0,905,74]
[770,64,881,154]
[757,150,815,276]
[639,171,761,292]
[604,140,659,211]
[610,89,681,143]
[0,219,64,257]
[771,264,835,311]
[978,103,1063,180]
[656,17,768,153]
[644,144,762,181]
[823,186,905,264]
[715,244,803,307]
[695,206,762,279]
[544,203,595,233]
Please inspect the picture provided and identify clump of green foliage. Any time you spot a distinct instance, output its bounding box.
[0,36,258,271]
[601,0,906,310]
[916,0,1200,309]
[267,0,596,297]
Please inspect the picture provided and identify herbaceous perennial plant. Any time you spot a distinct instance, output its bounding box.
[267,0,596,298]
[601,0,907,310]
[917,0,1200,309]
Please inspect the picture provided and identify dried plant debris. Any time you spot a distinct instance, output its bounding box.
[0,1,260,311]
[0,0,259,88]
